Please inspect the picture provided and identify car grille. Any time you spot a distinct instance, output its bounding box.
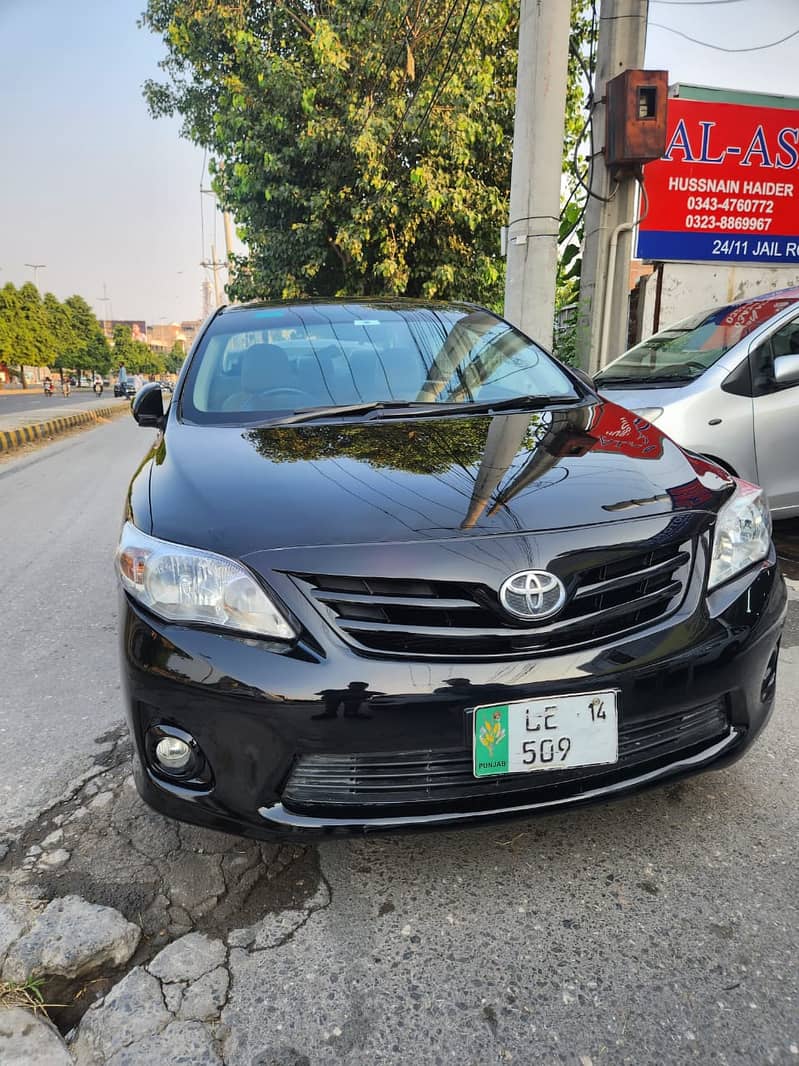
[291,540,693,658]
[281,697,730,816]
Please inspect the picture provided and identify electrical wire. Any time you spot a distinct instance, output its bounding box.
[634,166,650,228]
[649,22,799,52]
[355,0,424,140]
[408,0,480,143]
[558,0,615,246]
[382,0,464,158]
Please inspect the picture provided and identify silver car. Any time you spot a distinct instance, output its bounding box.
[596,288,799,518]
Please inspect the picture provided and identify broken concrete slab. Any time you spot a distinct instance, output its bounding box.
[165,851,227,913]
[178,965,229,1022]
[0,902,32,967]
[2,895,140,983]
[0,1007,73,1066]
[147,932,226,984]
[70,966,170,1064]
[104,1020,223,1066]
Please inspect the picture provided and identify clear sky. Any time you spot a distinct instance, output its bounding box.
[1,0,797,324]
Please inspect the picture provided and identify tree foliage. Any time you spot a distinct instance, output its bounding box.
[113,323,166,376]
[165,340,186,375]
[246,418,492,475]
[0,283,112,385]
[142,0,592,311]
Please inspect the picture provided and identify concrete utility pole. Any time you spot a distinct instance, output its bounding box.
[503,0,572,350]
[223,213,235,260]
[223,212,236,289]
[577,0,649,373]
[210,244,221,307]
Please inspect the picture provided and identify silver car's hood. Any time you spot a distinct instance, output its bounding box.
[597,382,695,413]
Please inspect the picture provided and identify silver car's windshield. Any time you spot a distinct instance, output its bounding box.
[598,295,799,385]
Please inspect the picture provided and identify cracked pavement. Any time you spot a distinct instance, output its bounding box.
[1,423,798,1064]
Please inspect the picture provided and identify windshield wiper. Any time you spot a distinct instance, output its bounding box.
[597,373,695,386]
[377,394,582,419]
[251,394,581,427]
[253,400,432,427]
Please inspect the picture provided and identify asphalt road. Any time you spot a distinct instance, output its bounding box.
[0,415,156,829]
[0,420,797,1064]
[0,388,117,416]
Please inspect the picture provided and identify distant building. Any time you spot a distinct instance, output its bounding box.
[148,323,185,351]
[180,320,201,350]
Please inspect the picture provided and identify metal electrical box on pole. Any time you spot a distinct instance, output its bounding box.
[577,0,650,373]
[503,0,572,351]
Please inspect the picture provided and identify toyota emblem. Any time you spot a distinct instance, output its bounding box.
[499,570,566,621]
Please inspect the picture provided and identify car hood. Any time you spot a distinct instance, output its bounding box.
[597,382,696,412]
[140,399,733,558]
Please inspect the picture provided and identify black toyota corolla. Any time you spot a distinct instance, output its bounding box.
[117,299,786,839]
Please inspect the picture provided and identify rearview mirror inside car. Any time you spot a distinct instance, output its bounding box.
[773,353,799,387]
[132,382,165,428]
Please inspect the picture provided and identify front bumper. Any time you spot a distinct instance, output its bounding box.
[120,548,786,840]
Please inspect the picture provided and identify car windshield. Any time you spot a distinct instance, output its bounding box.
[597,294,799,386]
[180,302,579,425]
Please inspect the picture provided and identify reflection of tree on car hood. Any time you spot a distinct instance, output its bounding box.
[245,419,492,475]
[244,413,558,477]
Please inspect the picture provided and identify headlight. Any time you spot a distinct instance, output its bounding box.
[116,522,296,640]
[632,407,663,423]
[708,481,771,590]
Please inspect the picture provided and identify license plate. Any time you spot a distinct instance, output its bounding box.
[472,691,619,777]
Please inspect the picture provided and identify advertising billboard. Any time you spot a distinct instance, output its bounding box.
[104,320,148,343]
[637,93,799,264]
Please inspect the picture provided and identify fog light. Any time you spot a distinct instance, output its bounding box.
[154,736,192,772]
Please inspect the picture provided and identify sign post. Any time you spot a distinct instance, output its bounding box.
[638,86,799,266]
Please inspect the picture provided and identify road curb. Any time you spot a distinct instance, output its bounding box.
[0,403,129,453]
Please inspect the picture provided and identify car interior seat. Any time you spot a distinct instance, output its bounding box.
[221,343,296,411]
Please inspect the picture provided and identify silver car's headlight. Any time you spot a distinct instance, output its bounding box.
[116,522,296,640]
[708,481,772,591]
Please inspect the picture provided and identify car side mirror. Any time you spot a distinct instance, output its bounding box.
[132,382,165,428]
[773,353,799,386]
[571,367,596,392]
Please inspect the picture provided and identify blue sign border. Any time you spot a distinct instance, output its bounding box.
[637,230,799,264]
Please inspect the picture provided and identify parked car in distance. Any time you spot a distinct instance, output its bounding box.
[114,380,136,398]
[117,299,785,841]
[596,287,799,518]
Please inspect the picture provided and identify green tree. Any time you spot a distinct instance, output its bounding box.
[44,293,78,381]
[142,0,593,311]
[0,283,22,384]
[165,340,185,375]
[112,323,136,375]
[64,295,112,378]
[0,283,53,387]
[142,0,517,306]
[132,340,166,377]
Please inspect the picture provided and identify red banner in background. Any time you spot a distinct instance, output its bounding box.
[638,97,799,264]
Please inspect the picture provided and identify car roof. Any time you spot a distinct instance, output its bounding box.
[218,296,482,316]
[718,286,799,315]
